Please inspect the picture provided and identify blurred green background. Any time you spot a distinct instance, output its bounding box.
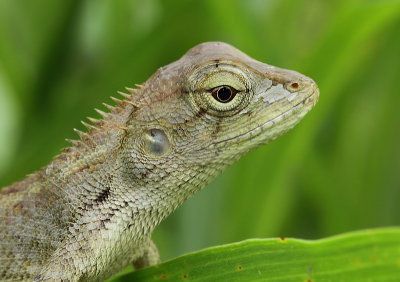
[0,0,400,262]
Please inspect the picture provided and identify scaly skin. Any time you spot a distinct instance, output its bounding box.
[0,42,319,281]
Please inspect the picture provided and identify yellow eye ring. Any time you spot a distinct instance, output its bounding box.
[211,86,238,103]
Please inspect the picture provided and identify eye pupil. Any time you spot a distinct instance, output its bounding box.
[217,87,231,101]
[212,86,235,103]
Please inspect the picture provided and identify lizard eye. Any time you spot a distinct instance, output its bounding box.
[200,85,247,115]
[188,64,252,116]
[211,86,237,103]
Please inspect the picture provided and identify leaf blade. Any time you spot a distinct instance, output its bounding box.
[111,228,400,281]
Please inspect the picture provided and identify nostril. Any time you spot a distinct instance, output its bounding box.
[285,81,303,92]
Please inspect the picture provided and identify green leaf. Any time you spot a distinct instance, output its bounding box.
[111,228,400,281]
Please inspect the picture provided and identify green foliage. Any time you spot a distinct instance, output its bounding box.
[1,0,400,279]
[111,228,400,281]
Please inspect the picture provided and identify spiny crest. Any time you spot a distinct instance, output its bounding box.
[73,128,90,140]
[65,138,81,147]
[65,85,142,150]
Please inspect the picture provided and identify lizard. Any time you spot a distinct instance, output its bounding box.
[0,42,319,281]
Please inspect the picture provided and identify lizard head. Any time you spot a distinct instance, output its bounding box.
[126,42,318,162]
[182,42,319,151]
[118,42,318,205]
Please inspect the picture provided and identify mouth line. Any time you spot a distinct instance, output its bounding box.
[214,87,318,145]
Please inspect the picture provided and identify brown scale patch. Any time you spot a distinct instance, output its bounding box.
[13,202,23,211]
[194,108,207,119]
[71,163,90,174]
[88,165,97,173]
[71,156,106,174]
[56,152,69,161]
[211,120,223,138]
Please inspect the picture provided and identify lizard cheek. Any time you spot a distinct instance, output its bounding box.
[142,128,171,157]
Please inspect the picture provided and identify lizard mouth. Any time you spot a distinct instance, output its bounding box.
[214,86,319,146]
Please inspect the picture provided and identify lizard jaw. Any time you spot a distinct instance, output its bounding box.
[213,85,319,147]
